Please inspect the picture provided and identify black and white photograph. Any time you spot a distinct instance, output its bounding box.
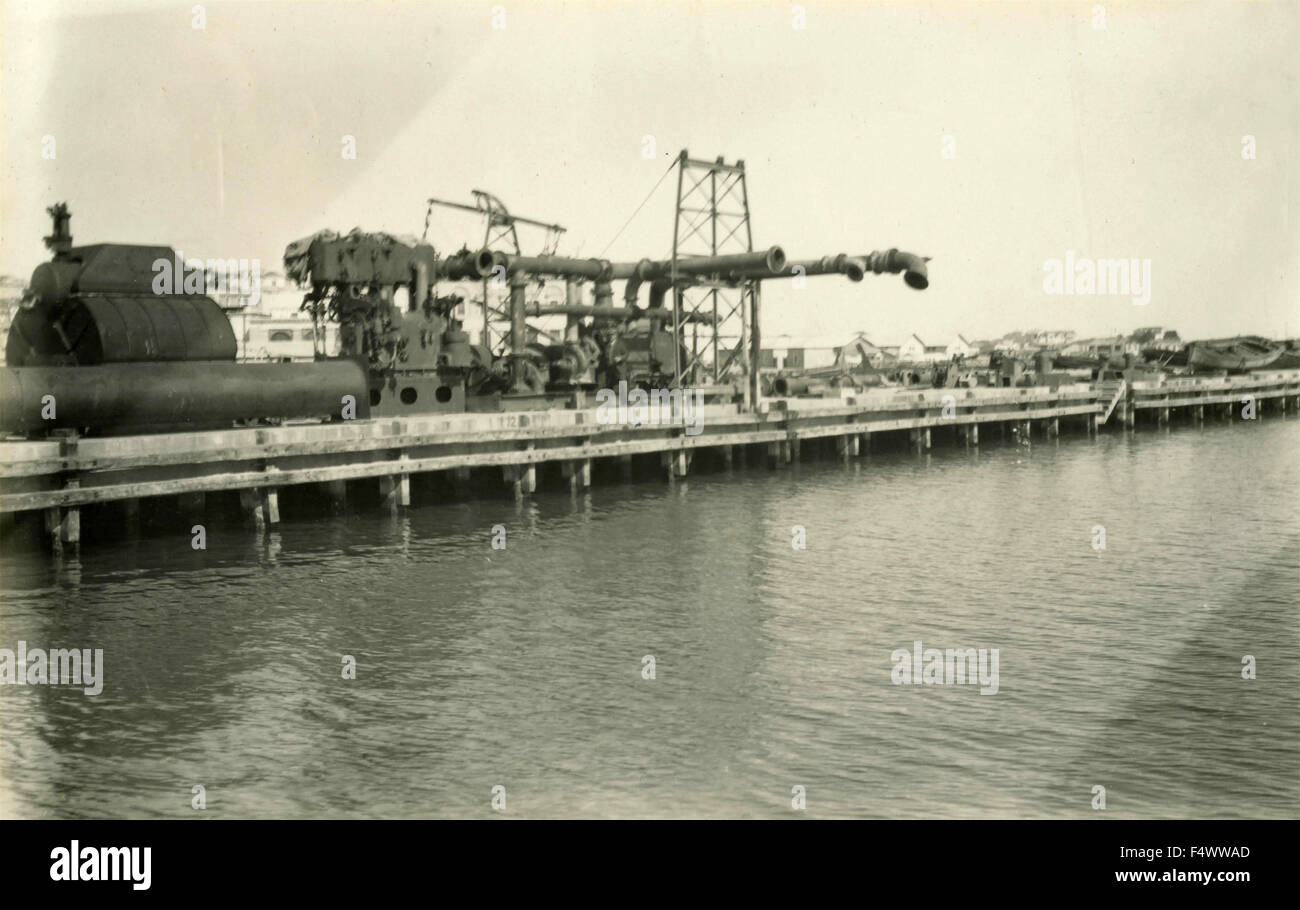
[0,0,1295,887]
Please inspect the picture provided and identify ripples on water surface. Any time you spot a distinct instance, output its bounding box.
[1,418,1297,818]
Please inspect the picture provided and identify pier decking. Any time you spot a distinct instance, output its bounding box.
[3,370,1298,550]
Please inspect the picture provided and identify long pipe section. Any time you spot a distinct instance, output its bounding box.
[0,360,370,433]
[497,246,787,284]
[524,303,715,324]
[730,249,929,289]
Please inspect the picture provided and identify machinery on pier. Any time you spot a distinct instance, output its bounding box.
[280,228,928,419]
[0,153,931,435]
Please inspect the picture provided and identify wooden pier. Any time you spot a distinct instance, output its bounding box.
[3,370,1298,551]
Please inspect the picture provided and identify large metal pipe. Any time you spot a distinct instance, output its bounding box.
[665,246,786,278]
[772,255,869,282]
[435,249,496,282]
[504,255,615,280]
[495,246,787,283]
[524,303,716,324]
[0,360,370,434]
[730,248,930,289]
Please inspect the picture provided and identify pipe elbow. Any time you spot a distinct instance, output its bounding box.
[623,258,654,305]
[865,249,930,290]
[890,250,930,290]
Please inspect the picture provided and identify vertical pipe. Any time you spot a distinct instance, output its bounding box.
[565,279,582,342]
[509,276,527,356]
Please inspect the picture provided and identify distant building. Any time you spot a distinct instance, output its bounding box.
[994,329,1075,352]
[761,332,900,371]
[899,334,971,363]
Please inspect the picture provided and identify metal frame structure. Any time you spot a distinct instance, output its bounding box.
[669,150,758,404]
[424,191,566,350]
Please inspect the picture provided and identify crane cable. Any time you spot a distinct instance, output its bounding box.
[597,158,678,258]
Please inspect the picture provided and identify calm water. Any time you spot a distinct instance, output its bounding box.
[1,417,1297,819]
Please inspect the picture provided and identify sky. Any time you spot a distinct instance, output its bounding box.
[2,0,1296,346]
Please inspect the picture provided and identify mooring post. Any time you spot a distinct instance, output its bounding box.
[1048,417,1060,438]
[261,467,281,524]
[398,455,411,507]
[562,458,591,493]
[668,449,690,478]
[859,430,871,454]
[263,486,281,525]
[44,507,62,554]
[836,435,857,461]
[503,465,524,501]
[52,435,81,550]
[379,475,401,514]
[60,483,80,548]
[969,423,979,446]
[239,487,266,528]
[520,444,537,494]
